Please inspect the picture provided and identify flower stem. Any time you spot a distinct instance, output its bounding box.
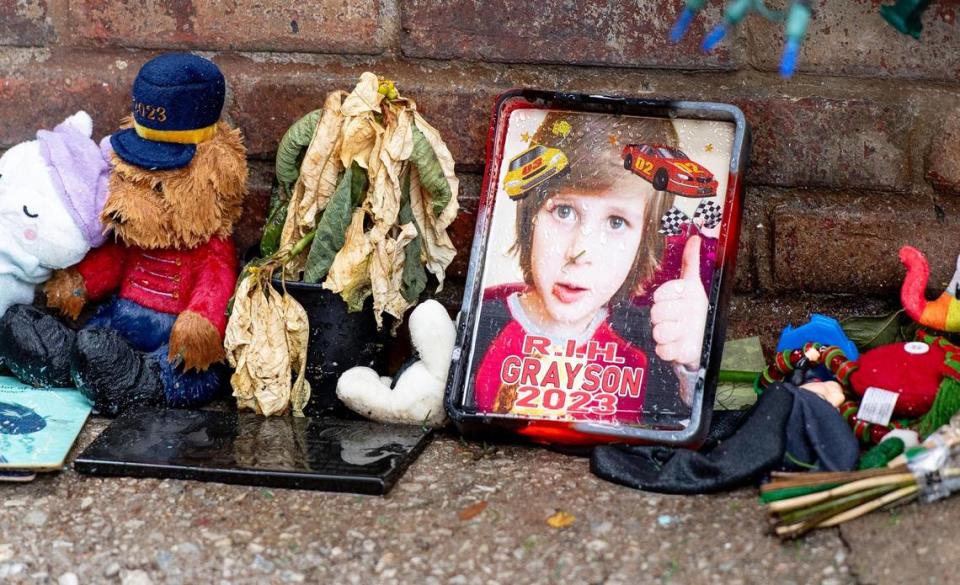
[286,230,316,261]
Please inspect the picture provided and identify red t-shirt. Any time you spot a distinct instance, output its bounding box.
[469,285,688,424]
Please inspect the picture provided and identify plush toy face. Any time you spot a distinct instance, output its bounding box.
[101,120,247,250]
[0,141,89,269]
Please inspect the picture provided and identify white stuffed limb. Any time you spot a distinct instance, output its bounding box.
[336,299,455,427]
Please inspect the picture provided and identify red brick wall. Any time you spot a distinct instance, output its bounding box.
[4,0,960,345]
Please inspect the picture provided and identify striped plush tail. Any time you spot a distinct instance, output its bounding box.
[900,245,960,332]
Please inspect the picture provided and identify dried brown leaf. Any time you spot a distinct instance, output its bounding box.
[408,167,457,290]
[323,208,374,312]
[546,511,576,529]
[283,291,311,416]
[458,501,488,521]
[367,105,412,244]
[248,284,290,416]
[413,112,459,222]
[340,114,382,171]
[224,275,256,410]
[368,221,418,329]
[340,72,383,117]
[407,114,458,292]
[280,90,347,273]
[225,273,312,417]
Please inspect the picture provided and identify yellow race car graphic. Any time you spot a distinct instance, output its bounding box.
[503,144,569,199]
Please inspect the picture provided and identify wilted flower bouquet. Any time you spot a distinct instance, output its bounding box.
[225,73,460,416]
[765,412,960,539]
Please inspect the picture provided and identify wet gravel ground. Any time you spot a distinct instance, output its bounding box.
[0,418,956,584]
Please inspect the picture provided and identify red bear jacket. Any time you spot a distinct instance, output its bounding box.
[75,237,238,338]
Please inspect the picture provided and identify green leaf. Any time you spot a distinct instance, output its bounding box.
[275,108,322,198]
[260,183,288,257]
[338,250,372,313]
[343,277,372,313]
[841,310,906,351]
[400,224,426,303]
[266,176,285,213]
[410,125,453,217]
[350,161,369,207]
[899,319,920,346]
[303,164,365,283]
[399,169,427,303]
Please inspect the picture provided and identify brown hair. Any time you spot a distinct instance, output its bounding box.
[102,119,248,250]
[512,112,678,306]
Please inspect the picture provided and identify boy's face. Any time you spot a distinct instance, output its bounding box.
[529,183,649,326]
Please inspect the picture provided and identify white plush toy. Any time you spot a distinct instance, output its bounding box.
[0,111,109,317]
[337,300,455,428]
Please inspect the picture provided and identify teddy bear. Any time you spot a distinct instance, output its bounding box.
[0,110,109,318]
[0,53,247,416]
[336,299,455,427]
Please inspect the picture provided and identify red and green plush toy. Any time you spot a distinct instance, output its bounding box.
[842,334,960,443]
[756,246,960,448]
[835,246,960,443]
[760,335,960,444]
[849,339,949,418]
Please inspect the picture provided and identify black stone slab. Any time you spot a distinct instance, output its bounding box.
[74,407,432,495]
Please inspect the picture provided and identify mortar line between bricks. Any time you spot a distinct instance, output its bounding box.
[240,158,927,197]
[305,54,960,90]
[378,0,402,56]
[7,45,960,95]
[394,46,960,88]
[0,43,49,49]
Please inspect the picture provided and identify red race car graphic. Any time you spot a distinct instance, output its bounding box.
[621,143,718,198]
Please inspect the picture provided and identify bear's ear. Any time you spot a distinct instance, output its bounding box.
[60,111,94,138]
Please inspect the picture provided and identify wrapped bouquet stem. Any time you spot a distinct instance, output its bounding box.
[764,412,960,539]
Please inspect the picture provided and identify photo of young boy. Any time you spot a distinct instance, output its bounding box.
[465,109,732,425]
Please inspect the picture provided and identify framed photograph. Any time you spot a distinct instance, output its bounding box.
[445,90,750,446]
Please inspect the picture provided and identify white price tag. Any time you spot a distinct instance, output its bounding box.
[858,387,899,427]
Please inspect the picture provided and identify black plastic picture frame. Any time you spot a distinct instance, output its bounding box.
[445,89,750,447]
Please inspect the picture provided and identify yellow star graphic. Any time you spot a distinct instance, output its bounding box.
[608,134,618,146]
[705,143,714,152]
[520,131,531,142]
[551,120,572,138]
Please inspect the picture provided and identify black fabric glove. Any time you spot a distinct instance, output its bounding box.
[590,382,858,495]
[783,383,860,472]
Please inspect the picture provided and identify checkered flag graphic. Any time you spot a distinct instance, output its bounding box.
[693,200,722,229]
[659,207,689,236]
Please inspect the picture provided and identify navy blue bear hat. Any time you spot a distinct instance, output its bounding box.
[110,53,226,171]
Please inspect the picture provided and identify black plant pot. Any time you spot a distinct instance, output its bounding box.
[273,280,388,416]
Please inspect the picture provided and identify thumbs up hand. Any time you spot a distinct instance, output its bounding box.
[650,235,709,370]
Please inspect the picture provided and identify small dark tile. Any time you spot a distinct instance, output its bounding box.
[74,407,432,495]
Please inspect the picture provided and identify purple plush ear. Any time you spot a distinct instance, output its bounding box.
[99,135,114,162]
[58,111,94,139]
[36,112,111,248]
